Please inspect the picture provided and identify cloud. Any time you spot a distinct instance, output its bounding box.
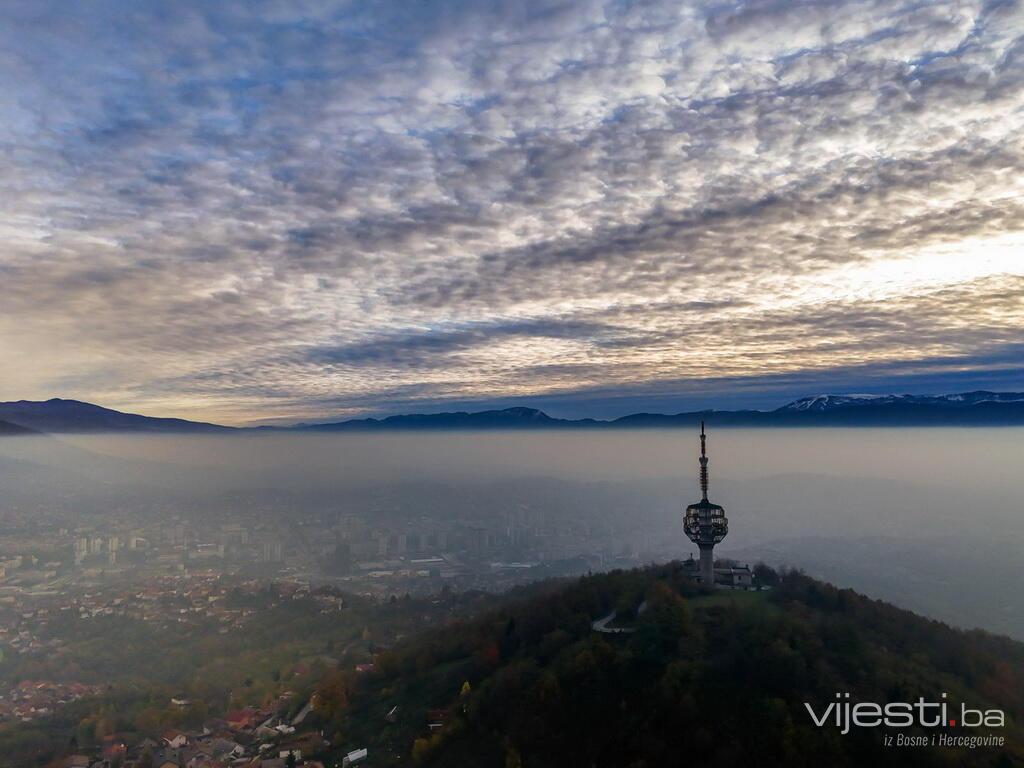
[0,0,1022,423]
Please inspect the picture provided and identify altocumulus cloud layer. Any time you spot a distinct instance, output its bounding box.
[1,0,1023,423]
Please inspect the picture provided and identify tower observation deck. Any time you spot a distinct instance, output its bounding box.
[684,421,728,586]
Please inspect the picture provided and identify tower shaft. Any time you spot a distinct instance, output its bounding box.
[699,544,714,586]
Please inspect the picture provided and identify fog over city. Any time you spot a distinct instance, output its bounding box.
[3,427,1021,639]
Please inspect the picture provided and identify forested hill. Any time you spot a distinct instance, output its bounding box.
[312,565,1024,768]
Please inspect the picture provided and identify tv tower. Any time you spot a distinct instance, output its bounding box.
[684,421,728,586]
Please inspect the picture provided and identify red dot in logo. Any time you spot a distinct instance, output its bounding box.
[949,720,956,727]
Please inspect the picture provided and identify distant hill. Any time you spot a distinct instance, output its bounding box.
[299,406,597,431]
[310,565,1024,767]
[0,419,36,436]
[0,398,233,434]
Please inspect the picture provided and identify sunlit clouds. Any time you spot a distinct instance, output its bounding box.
[1,0,1023,423]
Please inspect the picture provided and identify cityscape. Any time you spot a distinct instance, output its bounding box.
[0,422,777,768]
[0,413,1022,764]
[2,0,1023,764]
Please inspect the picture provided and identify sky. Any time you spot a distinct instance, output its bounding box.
[1,0,1023,425]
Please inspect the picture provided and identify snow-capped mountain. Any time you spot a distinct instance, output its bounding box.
[776,391,1024,413]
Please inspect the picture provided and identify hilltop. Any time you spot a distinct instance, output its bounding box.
[7,566,1022,767]
[307,565,1023,767]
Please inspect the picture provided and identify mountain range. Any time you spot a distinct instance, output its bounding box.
[2,392,1024,434]
[277,391,1024,429]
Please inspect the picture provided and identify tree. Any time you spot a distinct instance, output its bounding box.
[753,562,779,589]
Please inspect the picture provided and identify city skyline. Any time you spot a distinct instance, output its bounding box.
[2,1,1023,424]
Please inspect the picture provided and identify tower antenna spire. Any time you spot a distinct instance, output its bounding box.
[699,420,709,501]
